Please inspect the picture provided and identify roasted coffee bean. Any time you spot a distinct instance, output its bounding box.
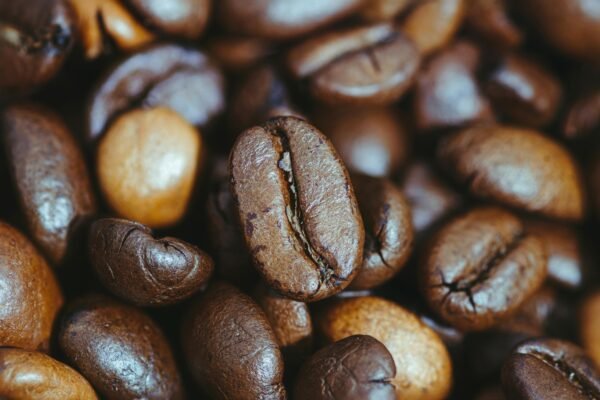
[414,40,493,130]
[465,0,522,48]
[349,174,413,290]
[58,295,184,400]
[438,124,586,221]
[420,207,547,331]
[317,296,452,400]
[496,285,560,336]
[96,107,201,228]
[0,222,63,351]
[0,0,75,97]
[2,103,97,265]
[216,0,365,39]
[501,338,600,399]
[287,23,420,105]
[313,106,409,177]
[230,117,364,302]
[485,54,562,128]
[89,218,214,306]
[293,335,396,400]
[580,291,600,369]
[87,43,225,141]
[181,282,286,400]
[359,0,414,21]
[0,348,97,400]
[563,91,600,139]
[206,36,274,72]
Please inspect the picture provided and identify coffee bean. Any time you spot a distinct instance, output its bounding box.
[437,124,586,221]
[349,174,413,290]
[293,335,396,400]
[181,282,286,400]
[580,291,600,370]
[0,0,75,97]
[87,43,225,141]
[563,91,600,139]
[287,23,420,105]
[359,0,413,21]
[0,222,63,351]
[58,295,184,400]
[420,207,547,331]
[0,348,97,400]
[96,107,201,228]
[89,218,214,306]
[496,285,560,336]
[465,0,522,49]
[230,117,364,301]
[206,36,274,72]
[317,296,452,400]
[2,103,97,265]
[501,338,600,399]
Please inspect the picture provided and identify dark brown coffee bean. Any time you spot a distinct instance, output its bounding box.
[501,338,600,399]
[206,36,274,72]
[563,91,600,139]
[580,291,600,370]
[216,0,365,39]
[465,0,522,49]
[313,106,409,177]
[293,335,396,400]
[485,54,562,128]
[420,207,547,331]
[0,0,75,97]
[496,285,559,336]
[181,282,286,400]
[2,104,97,265]
[414,40,493,130]
[89,218,214,306]
[87,43,225,141]
[58,295,184,400]
[359,0,414,21]
[230,117,364,302]
[0,222,63,351]
[437,124,586,221]
[349,174,413,290]
[0,348,98,400]
[287,23,420,105]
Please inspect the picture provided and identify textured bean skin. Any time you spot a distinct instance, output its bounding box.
[89,218,214,306]
[181,282,286,400]
[230,117,364,302]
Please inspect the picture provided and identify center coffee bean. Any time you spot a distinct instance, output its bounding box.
[230,116,364,302]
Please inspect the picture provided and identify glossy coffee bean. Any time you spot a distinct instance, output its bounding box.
[496,285,559,336]
[58,295,184,400]
[293,335,396,400]
[485,54,562,128]
[349,175,413,290]
[313,106,409,177]
[287,23,420,105]
[501,338,600,399]
[230,117,364,302]
[216,0,365,39]
[0,222,63,351]
[0,348,97,400]
[438,124,586,221]
[317,296,452,400]
[96,107,201,228]
[87,44,225,141]
[420,207,547,331]
[89,218,214,306]
[359,0,413,21]
[2,104,97,265]
[580,291,600,369]
[414,40,492,130]
[181,282,286,400]
[465,0,522,49]
[0,0,75,97]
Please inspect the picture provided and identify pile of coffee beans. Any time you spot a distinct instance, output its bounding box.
[1,0,599,399]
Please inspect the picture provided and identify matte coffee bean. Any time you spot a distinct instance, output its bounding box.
[89,218,214,306]
[58,295,184,400]
[349,174,414,290]
[181,282,286,400]
[438,124,586,221]
[317,296,452,400]
[230,117,364,302]
[0,222,63,351]
[420,207,547,331]
[501,338,600,399]
[0,348,97,400]
[580,291,600,369]
[359,0,413,21]
[87,44,225,141]
[287,23,420,105]
[293,335,396,400]
[96,107,201,228]
[0,0,75,97]
[2,104,97,265]
[465,0,522,49]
